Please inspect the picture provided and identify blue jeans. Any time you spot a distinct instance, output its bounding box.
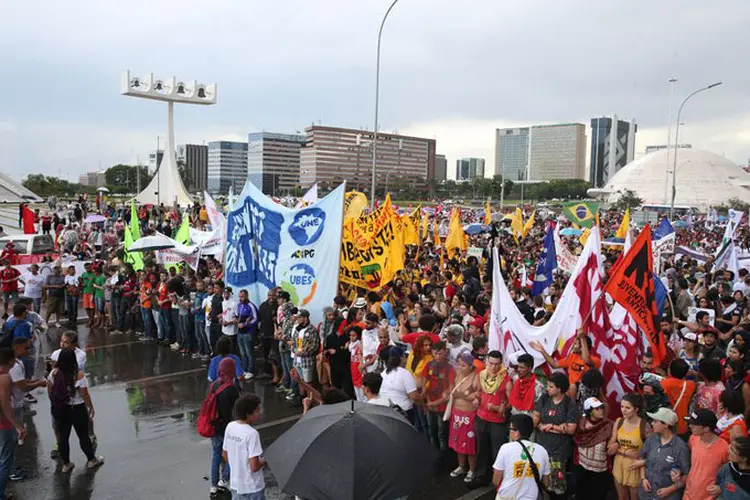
[425,410,447,451]
[111,294,123,330]
[237,333,254,374]
[195,318,209,355]
[157,309,170,341]
[180,314,192,350]
[66,294,79,324]
[280,350,297,393]
[210,434,229,486]
[140,307,154,339]
[0,428,16,496]
[232,490,265,500]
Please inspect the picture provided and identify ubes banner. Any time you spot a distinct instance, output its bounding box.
[340,201,405,291]
[225,181,345,326]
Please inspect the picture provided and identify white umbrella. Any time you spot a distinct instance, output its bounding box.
[84,214,106,223]
[127,233,177,252]
[97,186,110,193]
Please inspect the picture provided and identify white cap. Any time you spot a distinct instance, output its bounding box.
[583,397,605,411]
[683,332,698,342]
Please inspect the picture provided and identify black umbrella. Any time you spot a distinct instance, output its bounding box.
[265,400,438,500]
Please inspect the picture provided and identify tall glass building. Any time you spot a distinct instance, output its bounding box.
[207,141,248,195]
[589,116,637,188]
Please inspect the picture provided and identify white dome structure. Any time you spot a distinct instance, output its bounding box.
[594,149,750,210]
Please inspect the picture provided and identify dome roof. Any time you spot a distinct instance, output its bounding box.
[600,149,750,210]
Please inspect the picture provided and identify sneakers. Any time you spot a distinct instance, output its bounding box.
[61,463,75,474]
[209,487,219,498]
[54,322,61,328]
[24,394,37,404]
[86,456,104,469]
[217,479,230,490]
[464,470,475,483]
[450,466,467,478]
[275,384,288,393]
[8,471,25,482]
[191,353,203,360]
[242,372,254,381]
[170,342,180,351]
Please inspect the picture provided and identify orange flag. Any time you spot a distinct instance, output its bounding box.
[604,224,665,364]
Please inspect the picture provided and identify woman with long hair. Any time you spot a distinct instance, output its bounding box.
[406,334,433,434]
[693,358,725,414]
[608,394,646,500]
[717,389,748,444]
[47,348,104,473]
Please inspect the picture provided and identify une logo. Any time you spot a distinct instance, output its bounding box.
[289,208,326,245]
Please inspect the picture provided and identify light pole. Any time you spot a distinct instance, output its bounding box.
[663,77,678,205]
[670,81,722,219]
[371,0,400,210]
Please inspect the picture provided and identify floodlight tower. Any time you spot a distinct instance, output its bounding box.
[121,71,217,206]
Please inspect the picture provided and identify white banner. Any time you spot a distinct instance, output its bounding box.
[204,191,227,262]
[553,224,577,273]
[189,228,224,256]
[155,249,199,270]
[467,247,483,258]
[652,233,675,273]
[224,181,345,326]
[728,209,743,227]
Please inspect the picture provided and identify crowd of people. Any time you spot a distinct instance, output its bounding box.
[1,196,750,500]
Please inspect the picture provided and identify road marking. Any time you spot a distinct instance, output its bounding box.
[453,486,494,500]
[256,414,302,430]
[125,368,206,385]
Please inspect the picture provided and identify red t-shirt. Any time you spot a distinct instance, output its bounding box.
[420,360,456,413]
[477,373,511,423]
[1,268,20,293]
[159,283,171,309]
[401,331,440,346]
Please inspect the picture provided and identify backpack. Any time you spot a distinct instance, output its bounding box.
[196,380,233,438]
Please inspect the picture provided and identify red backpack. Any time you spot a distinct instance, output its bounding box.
[197,380,233,438]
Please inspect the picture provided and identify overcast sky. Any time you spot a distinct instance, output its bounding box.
[1,0,748,183]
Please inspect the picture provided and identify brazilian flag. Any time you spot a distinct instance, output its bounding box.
[562,201,599,228]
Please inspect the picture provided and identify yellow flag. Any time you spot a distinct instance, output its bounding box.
[402,205,421,246]
[579,227,591,246]
[484,200,492,225]
[344,191,368,220]
[421,209,429,242]
[615,208,630,239]
[433,215,441,247]
[511,207,524,243]
[445,207,468,255]
[522,210,536,237]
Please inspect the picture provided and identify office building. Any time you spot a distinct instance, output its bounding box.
[495,123,587,182]
[176,144,208,193]
[435,154,447,181]
[589,116,637,188]
[495,127,530,182]
[644,144,692,155]
[299,125,436,195]
[148,150,164,174]
[247,132,307,196]
[207,141,248,195]
[78,171,106,187]
[455,158,485,181]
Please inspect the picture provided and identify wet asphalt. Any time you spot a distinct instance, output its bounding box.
[12,317,497,500]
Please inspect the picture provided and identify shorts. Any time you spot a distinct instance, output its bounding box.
[449,408,477,455]
[95,297,105,313]
[3,291,17,304]
[295,365,315,383]
[46,296,64,315]
[83,293,94,310]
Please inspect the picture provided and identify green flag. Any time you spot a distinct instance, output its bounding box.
[124,223,144,271]
[175,215,190,245]
[561,201,600,229]
[130,200,141,241]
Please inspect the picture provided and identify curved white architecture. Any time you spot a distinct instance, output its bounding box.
[597,149,750,210]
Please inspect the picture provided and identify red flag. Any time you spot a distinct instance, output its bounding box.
[604,225,664,364]
[22,207,35,234]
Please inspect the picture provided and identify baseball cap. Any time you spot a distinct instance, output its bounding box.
[683,332,698,342]
[469,317,485,328]
[583,397,605,411]
[646,407,678,427]
[685,409,718,429]
[298,309,310,318]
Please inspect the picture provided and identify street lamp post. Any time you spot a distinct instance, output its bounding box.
[669,82,722,219]
[371,0,400,210]
[664,77,678,205]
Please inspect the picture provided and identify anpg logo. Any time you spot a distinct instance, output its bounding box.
[280,264,317,307]
[289,208,326,246]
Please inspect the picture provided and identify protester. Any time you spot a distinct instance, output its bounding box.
[683,409,728,500]
[608,393,647,500]
[708,436,750,498]
[222,394,265,500]
[573,397,613,500]
[379,347,419,422]
[445,350,476,481]
[492,413,551,499]
[208,357,240,497]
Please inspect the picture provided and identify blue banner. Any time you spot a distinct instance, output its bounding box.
[225,182,345,326]
[532,223,557,297]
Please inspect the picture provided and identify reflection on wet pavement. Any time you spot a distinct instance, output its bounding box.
[15,322,495,500]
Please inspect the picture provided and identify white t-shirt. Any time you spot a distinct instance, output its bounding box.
[222,299,238,336]
[21,272,44,299]
[64,275,79,287]
[9,360,25,409]
[493,440,550,500]
[222,421,265,495]
[51,347,87,372]
[366,395,392,407]
[380,367,417,411]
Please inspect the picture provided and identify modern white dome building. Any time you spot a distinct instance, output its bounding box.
[588,149,750,210]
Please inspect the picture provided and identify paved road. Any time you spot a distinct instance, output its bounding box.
[12,322,497,500]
